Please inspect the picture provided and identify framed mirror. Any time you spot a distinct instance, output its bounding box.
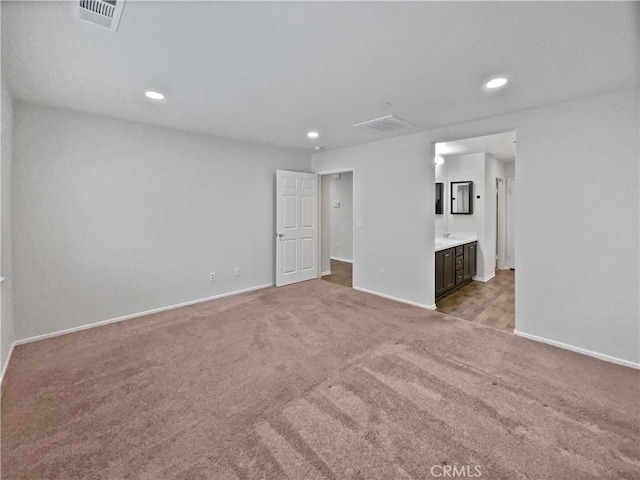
[451,181,473,214]
[435,183,444,214]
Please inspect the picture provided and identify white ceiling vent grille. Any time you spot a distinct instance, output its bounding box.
[77,0,125,32]
[353,115,416,133]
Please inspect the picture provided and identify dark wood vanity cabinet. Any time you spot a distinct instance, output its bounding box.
[463,242,477,281]
[435,248,455,298]
[436,241,477,300]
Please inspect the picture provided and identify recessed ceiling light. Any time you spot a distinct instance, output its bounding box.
[307,131,319,139]
[145,91,165,100]
[485,77,509,89]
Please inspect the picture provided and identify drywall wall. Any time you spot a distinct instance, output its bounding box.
[329,172,353,262]
[313,88,639,365]
[503,160,515,180]
[443,153,491,278]
[312,133,434,308]
[436,152,508,278]
[1,77,15,375]
[320,175,331,274]
[13,102,311,340]
[434,161,447,233]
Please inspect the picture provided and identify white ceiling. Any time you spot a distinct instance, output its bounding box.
[436,131,516,161]
[2,1,638,151]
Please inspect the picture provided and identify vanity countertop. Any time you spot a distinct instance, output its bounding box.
[435,233,478,252]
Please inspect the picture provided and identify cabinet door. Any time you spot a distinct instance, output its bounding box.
[442,249,455,290]
[435,248,456,297]
[435,250,446,297]
[464,242,477,280]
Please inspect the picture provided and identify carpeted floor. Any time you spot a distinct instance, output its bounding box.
[1,280,638,479]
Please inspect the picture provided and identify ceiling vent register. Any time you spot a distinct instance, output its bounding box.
[353,115,416,133]
[77,0,125,31]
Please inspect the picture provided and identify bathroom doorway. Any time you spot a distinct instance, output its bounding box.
[319,171,354,288]
[433,131,516,331]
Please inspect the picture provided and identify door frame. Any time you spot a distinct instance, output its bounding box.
[507,177,516,269]
[496,176,507,269]
[315,168,355,285]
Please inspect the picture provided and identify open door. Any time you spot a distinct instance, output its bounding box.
[275,170,319,286]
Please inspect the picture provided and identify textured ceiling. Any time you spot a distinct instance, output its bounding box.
[2,1,638,150]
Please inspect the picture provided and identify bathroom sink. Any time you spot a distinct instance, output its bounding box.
[434,233,478,251]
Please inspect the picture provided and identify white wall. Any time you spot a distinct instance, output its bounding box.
[1,77,15,376]
[440,153,491,278]
[312,133,434,309]
[313,89,639,365]
[434,161,447,233]
[329,172,353,262]
[13,102,311,340]
[503,159,515,180]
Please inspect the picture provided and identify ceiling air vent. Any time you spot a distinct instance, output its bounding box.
[353,115,416,133]
[77,0,126,32]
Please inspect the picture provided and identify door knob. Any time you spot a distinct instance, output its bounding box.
[277,233,284,238]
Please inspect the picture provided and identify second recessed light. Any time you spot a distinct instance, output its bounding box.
[485,77,509,89]
[145,91,165,100]
[307,131,319,139]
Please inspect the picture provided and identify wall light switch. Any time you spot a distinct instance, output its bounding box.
[333,201,341,208]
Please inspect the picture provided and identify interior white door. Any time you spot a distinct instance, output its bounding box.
[275,170,319,286]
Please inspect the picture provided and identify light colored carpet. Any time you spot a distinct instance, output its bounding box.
[1,279,638,479]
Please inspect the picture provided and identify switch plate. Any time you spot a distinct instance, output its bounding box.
[234,268,240,277]
[333,201,341,208]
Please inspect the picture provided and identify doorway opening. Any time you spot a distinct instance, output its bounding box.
[433,131,516,331]
[320,171,354,288]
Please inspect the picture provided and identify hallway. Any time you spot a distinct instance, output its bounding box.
[436,270,515,330]
[321,259,352,288]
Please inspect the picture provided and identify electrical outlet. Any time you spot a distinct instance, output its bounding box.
[234,268,240,277]
[379,269,384,279]
[209,272,216,281]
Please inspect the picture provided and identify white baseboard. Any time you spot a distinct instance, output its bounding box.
[321,270,332,277]
[514,330,640,370]
[14,283,274,347]
[1,340,16,385]
[473,272,495,282]
[353,286,436,310]
[330,257,353,264]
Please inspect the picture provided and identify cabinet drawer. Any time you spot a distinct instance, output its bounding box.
[455,246,464,256]
[455,270,464,285]
[455,255,463,270]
